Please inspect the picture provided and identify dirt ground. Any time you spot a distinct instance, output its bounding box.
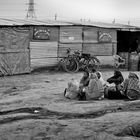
[0,69,140,140]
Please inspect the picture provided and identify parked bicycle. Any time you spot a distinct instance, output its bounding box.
[113,55,125,68]
[58,48,100,72]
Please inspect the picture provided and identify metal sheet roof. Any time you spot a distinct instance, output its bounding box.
[0,18,139,30]
[67,20,138,29]
[0,18,73,26]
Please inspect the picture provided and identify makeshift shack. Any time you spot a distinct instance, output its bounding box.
[0,19,140,75]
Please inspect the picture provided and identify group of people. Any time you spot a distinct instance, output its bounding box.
[64,69,140,101]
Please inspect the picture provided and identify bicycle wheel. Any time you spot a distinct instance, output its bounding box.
[63,58,79,73]
[87,57,100,71]
[58,58,65,70]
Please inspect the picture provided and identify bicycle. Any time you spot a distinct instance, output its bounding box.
[113,55,125,68]
[59,48,100,73]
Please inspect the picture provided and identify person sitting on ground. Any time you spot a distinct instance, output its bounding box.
[79,70,90,88]
[78,70,90,100]
[78,68,98,100]
[104,70,125,99]
[84,73,104,100]
[107,70,124,86]
[96,71,106,87]
[91,68,106,88]
[121,72,140,100]
[64,70,90,100]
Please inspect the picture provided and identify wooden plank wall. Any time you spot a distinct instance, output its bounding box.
[31,26,59,42]
[0,28,30,75]
[98,28,117,43]
[30,42,58,68]
[83,27,117,55]
[83,27,98,43]
[96,56,115,67]
[83,43,113,56]
[112,43,117,55]
[58,26,83,58]
[60,26,82,43]
[82,27,117,66]
[30,26,59,69]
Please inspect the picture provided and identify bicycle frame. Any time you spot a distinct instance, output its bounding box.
[59,48,100,72]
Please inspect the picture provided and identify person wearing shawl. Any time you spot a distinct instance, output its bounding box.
[96,71,106,87]
[64,70,90,100]
[107,70,124,86]
[84,73,104,100]
[104,70,125,99]
[122,72,140,100]
[78,70,90,100]
[79,70,90,88]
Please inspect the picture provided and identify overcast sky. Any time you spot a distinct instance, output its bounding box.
[0,0,140,26]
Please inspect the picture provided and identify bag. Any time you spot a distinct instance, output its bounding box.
[64,88,79,99]
[104,86,116,98]
[104,85,125,99]
[126,89,140,100]
[64,80,79,100]
[78,91,86,100]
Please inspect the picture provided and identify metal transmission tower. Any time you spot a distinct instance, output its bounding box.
[26,0,36,19]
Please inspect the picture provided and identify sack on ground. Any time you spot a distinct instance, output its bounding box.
[126,89,140,100]
[64,79,79,99]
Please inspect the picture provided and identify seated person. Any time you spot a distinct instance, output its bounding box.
[64,70,90,100]
[96,71,106,87]
[84,73,104,100]
[104,70,125,99]
[121,72,140,100]
[78,70,90,100]
[79,70,90,88]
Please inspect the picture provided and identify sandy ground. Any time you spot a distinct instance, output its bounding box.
[0,70,140,140]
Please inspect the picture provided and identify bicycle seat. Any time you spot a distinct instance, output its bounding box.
[81,53,90,58]
[66,48,71,54]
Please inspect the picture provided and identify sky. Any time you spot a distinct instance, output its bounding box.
[0,0,140,26]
